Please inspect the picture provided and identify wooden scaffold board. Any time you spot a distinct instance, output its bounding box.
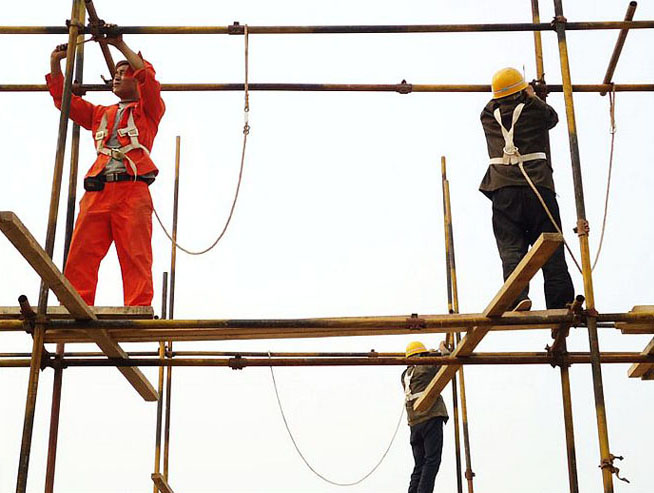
[0,211,158,401]
[414,233,563,413]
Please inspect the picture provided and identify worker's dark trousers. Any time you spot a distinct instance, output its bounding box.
[491,186,574,309]
[409,416,445,493]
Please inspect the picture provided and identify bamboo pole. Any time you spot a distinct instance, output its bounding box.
[601,2,638,96]
[2,20,654,36]
[552,1,614,491]
[1,83,653,94]
[16,2,83,491]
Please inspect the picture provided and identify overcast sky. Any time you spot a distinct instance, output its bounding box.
[1,1,654,492]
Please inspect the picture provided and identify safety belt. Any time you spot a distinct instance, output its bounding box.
[94,106,151,179]
[489,103,547,165]
[404,367,424,402]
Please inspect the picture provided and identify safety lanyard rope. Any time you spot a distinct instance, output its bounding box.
[268,352,405,487]
[591,84,617,271]
[153,25,250,256]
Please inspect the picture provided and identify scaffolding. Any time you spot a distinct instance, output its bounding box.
[1,0,654,492]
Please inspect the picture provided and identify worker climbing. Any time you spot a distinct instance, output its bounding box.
[47,33,165,306]
[479,67,575,311]
[402,340,449,493]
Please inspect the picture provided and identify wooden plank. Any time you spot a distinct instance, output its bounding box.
[616,305,654,334]
[0,211,157,401]
[0,211,94,320]
[627,336,654,378]
[414,233,563,413]
[0,306,154,320]
[152,473,175,493]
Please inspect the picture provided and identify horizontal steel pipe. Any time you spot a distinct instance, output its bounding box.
[3,352,654,368]
[2,21,654,36]
[1,83,653,93]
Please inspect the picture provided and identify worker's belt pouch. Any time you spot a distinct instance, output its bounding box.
[83,176,105,192]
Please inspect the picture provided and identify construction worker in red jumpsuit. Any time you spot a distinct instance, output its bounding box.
[47,35,165,306]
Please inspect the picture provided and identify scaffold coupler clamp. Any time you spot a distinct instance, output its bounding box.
[228,21,245,35]
[600,454,630,483]
[464,469,475,480]
[545,341,568,368]
[65,19,86,30]
[406,313,426,330]
[573,219,590,237]
[396,79,413,95]
[552,15,568,29]
[368,349,379,358]
[229,354,246,370]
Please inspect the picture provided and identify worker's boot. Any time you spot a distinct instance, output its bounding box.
[513,298,532,311]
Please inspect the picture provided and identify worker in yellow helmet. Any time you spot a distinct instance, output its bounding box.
[401,340,449,493]
[479,67,574,311]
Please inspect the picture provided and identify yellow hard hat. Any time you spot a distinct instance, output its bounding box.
[406,341,428,358]
[491,67,528,99]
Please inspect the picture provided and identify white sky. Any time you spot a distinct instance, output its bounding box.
[1,1,654,492]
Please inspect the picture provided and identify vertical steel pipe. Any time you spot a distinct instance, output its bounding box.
[46,5,87,488]
[153,273,168,493]
[16,2,84,491]
[44,343,65,493]
[163,136,181,481]
[532,2,579,490]
[441,156,475,492]
[601,2,637,96]
[552,1,614,491]
[440,157,463,491]
[559,342,579,493]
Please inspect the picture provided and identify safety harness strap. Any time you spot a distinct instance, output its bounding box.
[490,103,547,165]
[94,107,151,179]
[403,367,424,402]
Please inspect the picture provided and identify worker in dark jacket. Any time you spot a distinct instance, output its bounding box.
[401,340,449,493]
[479,67,574,311]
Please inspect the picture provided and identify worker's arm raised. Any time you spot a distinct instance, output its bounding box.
[46,44,95,130]
[105,34,165,123]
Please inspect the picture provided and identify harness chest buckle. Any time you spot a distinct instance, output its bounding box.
[110,149,126,160]
[94,130,106,141]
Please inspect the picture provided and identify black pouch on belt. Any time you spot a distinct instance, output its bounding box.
[83,176,105,192]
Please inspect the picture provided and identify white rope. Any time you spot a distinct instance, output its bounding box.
[268,352,405,487]
[152,25,251,256]
[591,85,617,271]
[517,161,583,273]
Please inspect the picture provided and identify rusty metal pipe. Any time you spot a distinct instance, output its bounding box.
[16,2,84,491]
[84,0,115,76]
[601,2,638,95]
[3,20,654,36]
[553,1,614,491]
[2,82,654,93]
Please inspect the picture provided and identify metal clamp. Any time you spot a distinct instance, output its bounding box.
[573,219,590,237]
[396,79,413,95]
[229,355,246,370]
[599,454,630,483]
[406,313,426,330]
[228,21,245,35]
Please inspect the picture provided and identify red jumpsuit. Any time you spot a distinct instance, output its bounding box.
[46,58,165,306]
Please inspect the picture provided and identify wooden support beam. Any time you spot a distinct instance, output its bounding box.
[0,211,94,320]
[627,336,654,379]
[616,305,654,333]
[0,305,154,320]
[0,211,157,401]
[152,473,175,493]
[414,233,563,413]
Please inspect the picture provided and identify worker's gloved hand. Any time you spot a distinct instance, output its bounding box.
[51,44,68,61]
